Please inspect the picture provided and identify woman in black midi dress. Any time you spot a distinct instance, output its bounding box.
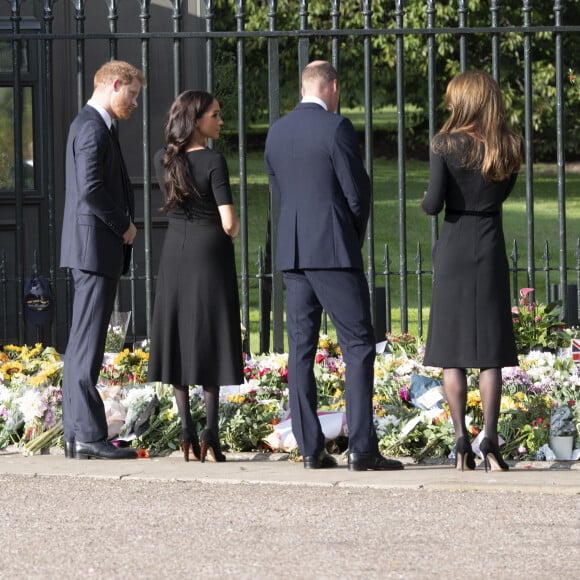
[421,71,522,472]
[148,91,244,463]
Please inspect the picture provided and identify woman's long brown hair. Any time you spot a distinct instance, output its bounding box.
[433,70,522,182]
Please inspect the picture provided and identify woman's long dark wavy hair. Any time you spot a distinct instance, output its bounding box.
[160,90,215,212]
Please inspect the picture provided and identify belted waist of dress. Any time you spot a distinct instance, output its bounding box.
[445,208,500,217]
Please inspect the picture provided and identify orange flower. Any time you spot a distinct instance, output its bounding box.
[137,448,149,459]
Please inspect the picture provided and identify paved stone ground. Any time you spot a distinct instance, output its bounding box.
[1,452,579,579]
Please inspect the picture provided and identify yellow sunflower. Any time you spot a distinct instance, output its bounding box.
[1,361,24,376]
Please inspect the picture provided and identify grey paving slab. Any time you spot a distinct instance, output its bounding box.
[1,450,579,494]
[1,451,579,579]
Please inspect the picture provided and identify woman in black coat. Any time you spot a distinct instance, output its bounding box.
[421,70,522,472]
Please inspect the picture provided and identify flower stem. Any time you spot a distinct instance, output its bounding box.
[22,421,64,456]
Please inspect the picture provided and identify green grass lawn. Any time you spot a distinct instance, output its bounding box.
[224,148,580,353]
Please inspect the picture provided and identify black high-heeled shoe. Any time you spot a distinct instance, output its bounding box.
[180,428,200,462]
[480,437,509,472]
[200,429,226,463]
[454,435,476,471]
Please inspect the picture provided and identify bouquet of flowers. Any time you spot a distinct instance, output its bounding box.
[511,288,570,353]
[104,311,131,352]
[99,348,149,386]
[550,401,578,437]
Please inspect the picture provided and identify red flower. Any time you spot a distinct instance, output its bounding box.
[568,400,576,407]
[315,354,325,364]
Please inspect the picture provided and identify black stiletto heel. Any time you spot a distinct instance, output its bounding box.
[480,437,509,472]
[454,435,476,471]
[180,428,200,462]
[200,429,226,463]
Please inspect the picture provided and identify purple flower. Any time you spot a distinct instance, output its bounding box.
[399,386,410,402]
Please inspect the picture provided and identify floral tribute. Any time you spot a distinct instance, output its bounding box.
[1,328,579,460]
[511,288,570,353]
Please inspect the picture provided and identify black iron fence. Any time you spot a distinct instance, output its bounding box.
[1,0,579,355]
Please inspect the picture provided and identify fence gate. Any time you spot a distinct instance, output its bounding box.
[1,1,579,354]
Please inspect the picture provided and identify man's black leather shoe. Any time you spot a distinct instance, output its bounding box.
[74,440,138,460]
[64,438,75,459]
[303,450,338,469]
[348,452,404,471]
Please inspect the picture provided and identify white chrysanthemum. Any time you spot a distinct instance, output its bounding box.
[121,384,156,409]
[0,385,12,403]
[395,359,416,376]
[15,389,48,423]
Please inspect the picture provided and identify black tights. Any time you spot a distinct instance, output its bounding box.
[442,367,502,446]
[173,384,220,436]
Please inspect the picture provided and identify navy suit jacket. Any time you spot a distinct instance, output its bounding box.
[60,105,134,279]
[264,102,371,272]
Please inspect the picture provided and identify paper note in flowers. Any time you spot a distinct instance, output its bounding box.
[97,384,126,439]
[265,411,347,451]
[409,374,444,410]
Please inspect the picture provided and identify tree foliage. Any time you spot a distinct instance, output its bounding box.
[212,0,580,160]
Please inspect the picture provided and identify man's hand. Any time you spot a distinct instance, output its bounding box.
[123,222,137,244]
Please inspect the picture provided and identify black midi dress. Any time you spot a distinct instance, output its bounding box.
[421,140,518,369]
[148,148,244,386]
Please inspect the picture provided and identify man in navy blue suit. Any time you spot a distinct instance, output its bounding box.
[265,60,403,471]
[60,60,144,460]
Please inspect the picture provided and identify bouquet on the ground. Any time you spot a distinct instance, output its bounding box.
[550,402,578,437]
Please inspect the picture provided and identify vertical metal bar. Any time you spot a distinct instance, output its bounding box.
[426,0,437,342]
[298,1,309,93]
[416,242,423,338]
[490,0,500,81]
[543,241,551,304]
[330,0,340,70]
[1,252,7,342]
[236,0,250,354]
[139,0,152,341]
[511,240,518,305]
[267,0,284,353]
[576,239,580,322]
[383,244,392,334]
[10,0,25,344]
[32,250,40,343]
[426,0,438,248]
[553,0,567,321]
[361,1,376,324]
[67,1,86,333]
[458,0,467,72]
[394,0,407,332]
[106,0,119,59]
[522,0,535,291]
[74,1,86,113]
[172,0,183,96]
[204,0,215,93]
[257,246,267,353]
[42,0,57,345]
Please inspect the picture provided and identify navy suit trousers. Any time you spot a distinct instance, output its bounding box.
[62,269,118,442]
[283,269,379,456]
